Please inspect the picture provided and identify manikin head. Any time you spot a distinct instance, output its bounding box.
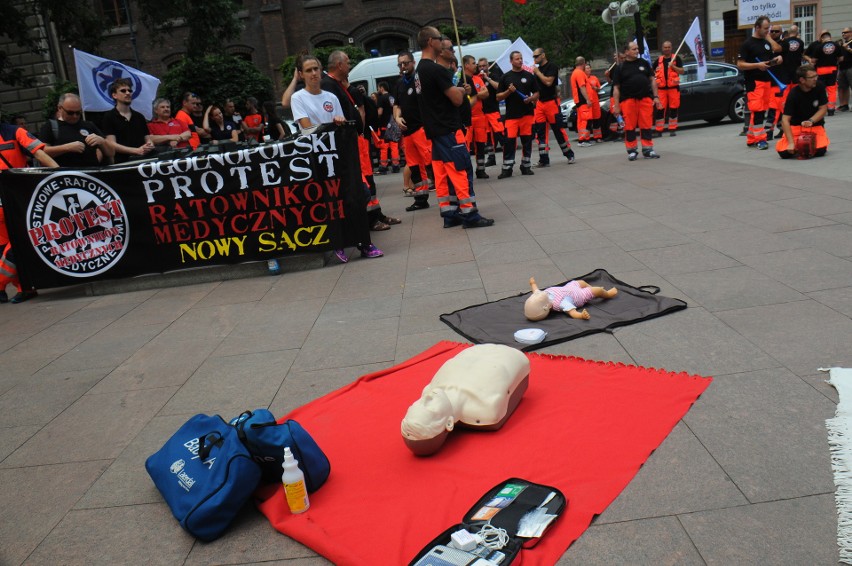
[524,289,551,321]
[401,387,455,442]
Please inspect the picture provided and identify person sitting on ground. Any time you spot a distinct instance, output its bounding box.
[524,276,618,321]
[776,63,830,159]
[202,105,240,144]
[147,98,192,151]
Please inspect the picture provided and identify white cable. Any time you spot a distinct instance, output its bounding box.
[477,523,509,550]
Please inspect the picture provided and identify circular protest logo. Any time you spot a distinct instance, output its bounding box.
[90,61,143,105]
[323,101,334,112]
[26,172,129,278]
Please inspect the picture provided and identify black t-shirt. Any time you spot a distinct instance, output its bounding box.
[840,41,852,70]
[393,73,422,135]
[100,107,149,163]
[415,58,461,139]
[356,88,380,135]
[481,69,501,114]
[778,37,805,83]
[210,120,238,141]
[39,119,103,167]
[377,92,394,127]
[499,69,537,119]
[805,40,840,69]
[321,74,364,133]
[612,59,653,100]
[536,61,559,102]
[738,36,775,88]
[783,83,828,126]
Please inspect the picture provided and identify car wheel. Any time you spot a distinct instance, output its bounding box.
[728,93,746,123]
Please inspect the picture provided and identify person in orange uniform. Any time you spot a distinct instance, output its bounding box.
[653,41,685,136]
[570,56,592,146]
[531,47,575,165]
[584,63,603,142]
[0,122,58,303]
[241,97,264,142]
[463,55,490,179]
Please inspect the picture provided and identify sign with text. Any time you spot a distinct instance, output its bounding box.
[0,126,367,289]
[738,0,791,29]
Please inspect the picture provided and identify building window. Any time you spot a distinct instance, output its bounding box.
[794,4,816,45]
[99,0,129,27]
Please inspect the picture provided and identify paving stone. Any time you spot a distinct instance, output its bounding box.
[783,224,852,258]
[606,224,695,252]
[558,516,704,565]
[679,495,837,564]
[270,363,389,417]
[614,307,777,376]
[404,261,483,298]
[472,239,548,267]
[551,246,647,278]
[725,205,836,233]
[399,289,487,337]
[2,387,177,467]
[292,316,399,372]
[0,425,41,462]
[160,350,297,416]
[520,215,592,236]
[776,194,852,216]
[717,300,852,376]
[689,226,805,259]
[739,247,852,293]
[666,266,805,312]
[582,212,663,233]
[808,286,852,317]
[599,422,747,523]
[24,503,195,565]
[538,332,635,365]
[684,367,835,503]
[44,322,166,373]
[0,461,109,565]
[478,257,563,295]
[534,229,614,255]
[630,243,742,276]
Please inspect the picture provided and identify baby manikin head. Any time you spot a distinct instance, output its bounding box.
[524,290,551,321]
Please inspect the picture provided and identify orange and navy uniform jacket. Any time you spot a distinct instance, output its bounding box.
[0,124,44,170]
[654,55,682,90]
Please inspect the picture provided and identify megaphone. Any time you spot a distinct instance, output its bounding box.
[601,1,620,25]
[620,0,639,16]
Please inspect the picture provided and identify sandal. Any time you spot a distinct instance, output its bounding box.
[402,187,416,197]
[382,216,402,225]
[370,220,391,231]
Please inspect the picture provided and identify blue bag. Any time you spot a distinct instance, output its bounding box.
[145,414,262,541]
[230,409,331,491]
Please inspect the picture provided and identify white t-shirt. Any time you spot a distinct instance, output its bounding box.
[291,89,343,132]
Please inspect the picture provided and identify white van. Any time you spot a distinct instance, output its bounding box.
[348,39,511,95]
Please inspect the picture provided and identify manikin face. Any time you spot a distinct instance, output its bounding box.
[154,101,171,121]
[524,290,551,321]
[401,387,454,440]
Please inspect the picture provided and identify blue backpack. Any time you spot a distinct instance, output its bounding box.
[230,409,331,490]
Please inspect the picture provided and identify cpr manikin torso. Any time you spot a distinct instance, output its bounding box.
[401,344,530,456]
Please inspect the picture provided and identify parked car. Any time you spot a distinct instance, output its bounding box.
[562,62,746,132]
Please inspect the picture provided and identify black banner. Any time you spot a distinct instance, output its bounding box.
[0,125,367,289]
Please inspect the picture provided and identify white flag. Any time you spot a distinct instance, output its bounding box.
[73,49,161,119]
[634,37,652,65]
[494,38,536,74]
[683,17,707,82]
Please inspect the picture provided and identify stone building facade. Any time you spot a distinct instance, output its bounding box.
[1,0,502,130]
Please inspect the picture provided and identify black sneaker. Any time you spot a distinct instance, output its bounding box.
[643,149,660,159]
[828,109,835,116]
[475,170,490,179]
[565,150,575,164]
[627,151,638,161]
[405,201,430,211]
[443,217,463,228]
[485,156,497,167]
[463,217,495,229]
[497,170,512,179]
[669,131,677,137]
[520,167,534,176]
[535,161,550,168]
[0,291,7,303]
[838,105,849,112]
[391,166,400,173]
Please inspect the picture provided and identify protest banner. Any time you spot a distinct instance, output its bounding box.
[0,126,367,290]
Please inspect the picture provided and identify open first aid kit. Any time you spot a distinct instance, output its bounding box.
[409,477,567,565]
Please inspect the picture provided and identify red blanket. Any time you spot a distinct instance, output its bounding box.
[257,341,711,565]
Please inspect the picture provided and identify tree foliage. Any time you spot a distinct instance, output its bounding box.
[134,0,243,58]
[160,54,273,111]
[1,0,107,87]
[279,45,368,87]
[501,0,657,68]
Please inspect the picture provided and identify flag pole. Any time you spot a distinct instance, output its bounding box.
[447,0,467,85]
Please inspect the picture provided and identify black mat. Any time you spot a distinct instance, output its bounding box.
[439,269,688,351]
